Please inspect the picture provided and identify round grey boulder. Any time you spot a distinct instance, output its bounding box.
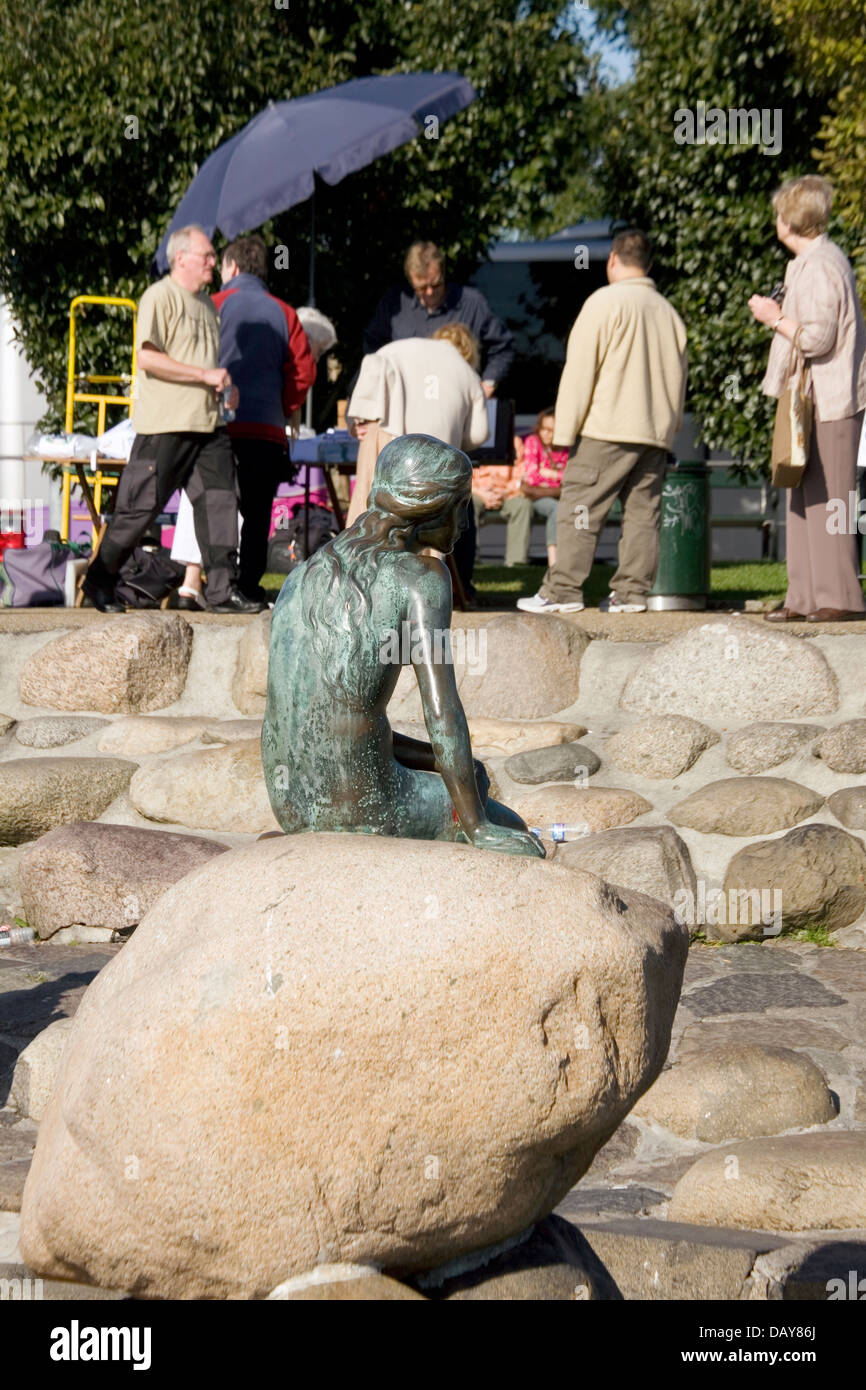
[19,821,229,940]
[620,620,838,721]
[814,720,866,774]
[633,1045,835,1142]
[0,758,138,847]
[504,742,600,785]
[411,1216,621,1300]
[555,825,696,911]
[668,1133,866,1231]
[828,787,866,831]
[268,1266,425,1300]
[15,717,108,749]
[390,615,589,723]
[606,714,719,779]
[669,777,824,837]
[722,822,866,939]
[18,613,193,714]
[726,721,825,775]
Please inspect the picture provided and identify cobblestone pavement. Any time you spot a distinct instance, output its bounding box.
[555,939,866,1224]
[0,942,120,1211]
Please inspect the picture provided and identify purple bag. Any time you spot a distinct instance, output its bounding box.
[0,539,87,607]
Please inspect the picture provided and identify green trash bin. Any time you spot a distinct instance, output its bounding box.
[646,460,710,611]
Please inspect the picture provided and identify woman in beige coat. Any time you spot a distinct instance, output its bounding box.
[749,175,866,622]
[345,323,490,526]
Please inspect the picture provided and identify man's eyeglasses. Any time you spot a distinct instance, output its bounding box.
[184,250,217,263]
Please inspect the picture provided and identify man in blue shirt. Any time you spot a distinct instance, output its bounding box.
[364,241,514,397]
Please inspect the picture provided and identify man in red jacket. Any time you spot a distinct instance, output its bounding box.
[212,234,316,601]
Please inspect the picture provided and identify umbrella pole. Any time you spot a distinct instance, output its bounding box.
[304,188,315,555]
[304,191,315,431]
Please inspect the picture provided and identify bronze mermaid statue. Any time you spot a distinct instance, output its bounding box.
[262,433,544,858]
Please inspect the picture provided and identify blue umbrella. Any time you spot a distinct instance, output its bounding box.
[154,72,476,286]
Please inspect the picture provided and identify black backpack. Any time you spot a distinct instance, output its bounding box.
[115,545,185,608]
[267,503,338,574]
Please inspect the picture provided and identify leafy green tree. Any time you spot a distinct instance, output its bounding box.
[0,0,593,431]
[770,0,866,294]
[581,0,838,468]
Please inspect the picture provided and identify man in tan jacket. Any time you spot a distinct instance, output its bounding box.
[518,229,687,614]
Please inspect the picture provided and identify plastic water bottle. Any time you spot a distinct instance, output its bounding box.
[530,823,591,843]
[219,386,235,424]
[0,924,36,948]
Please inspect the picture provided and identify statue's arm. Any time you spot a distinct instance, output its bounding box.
[407,564,488,835]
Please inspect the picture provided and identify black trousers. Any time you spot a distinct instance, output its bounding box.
[233,437,294,598]
[98,429,239,605]
[452,497,477,594]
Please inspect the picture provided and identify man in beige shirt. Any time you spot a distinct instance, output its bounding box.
[519,229,687,614]
[82,223,264,614]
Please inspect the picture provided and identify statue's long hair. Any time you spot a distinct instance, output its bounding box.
[299,435,472,703]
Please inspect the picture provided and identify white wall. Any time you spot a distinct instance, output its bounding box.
[0,295,62,533]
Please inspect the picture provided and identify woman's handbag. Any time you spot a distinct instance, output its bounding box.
[771,327,813,487]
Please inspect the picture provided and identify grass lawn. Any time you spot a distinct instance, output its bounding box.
[262,560,791,608]
[471,560,790,608]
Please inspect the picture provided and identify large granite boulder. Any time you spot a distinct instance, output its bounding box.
[605,715,719,780]
[129,739,278,834]
[668,1133,866,1231]
[390,615,588,723]
[19,821,229,940]
[722,823,866,940]
[814,720,866,774]
[18,614,193,714]
[725,721,825,774]
[20,833,687,1299]
[0,759,137,847]
[620,621,838,720]
[555,826,696,911]
[633,1045,835,1142]
[668,777,824,837]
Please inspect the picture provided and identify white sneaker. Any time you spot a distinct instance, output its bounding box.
[599,592,647,613]
[517,592,585,614]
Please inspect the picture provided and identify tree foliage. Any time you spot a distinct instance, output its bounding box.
[770,0,866,295]
[0,0,593,430]
[583,0,840,468]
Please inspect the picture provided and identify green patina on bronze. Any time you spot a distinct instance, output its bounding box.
[262,433,544,858]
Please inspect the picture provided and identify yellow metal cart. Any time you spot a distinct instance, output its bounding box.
[59,295,137,545]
